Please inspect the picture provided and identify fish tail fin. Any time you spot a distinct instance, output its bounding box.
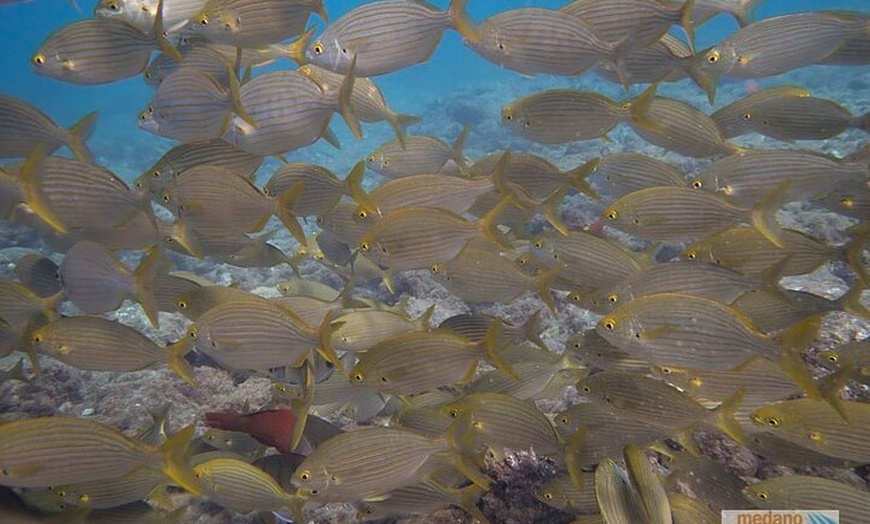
[166,337,196,387]
[852,111,869,131]
[68,0,80,11]
[152,0,184,63]
[322,126,342,149]
[628,83,665,132]
[450,125,470,176]
[735,0,763,27]
[818,365,854,423]
[520,310,549,351]
[453,483,490,524]
[777,315,823,400]
[226,63,257,130]
[274,180,307,246]
[388,112,422,147]
[711,387,746,443]
[415,303,436,330]
[338,55,362,140]
[680,0,696,52]
[750,180,789,249]
[66,111,97,164]
[684,53,717,104]
[835,278,869,318]
[440,414,489,484]
[159,425,201,496]
[535,266,561,314]
[563,426,587,490]
[21,143,68,234]
[315,309,343,371]
[540,187,569,235]
[345,161,378,217]
[482,317,519,380]
[843,221,869,284]
[280,26,315,66]
[134,247,166,329]
[449,0,479,44]
[313,0,328,23]
[478,194,513,249]
[565,158,600,199]
[289,373,311,451]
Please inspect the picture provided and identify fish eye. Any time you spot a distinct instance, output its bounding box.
[77,494,88,503]
[357,210,367,219]
[32,333,43,343]
[685,251,697,260]
[605,209,617,220]
[580,385,591,393]
[430,265,440,274]
[706,50,720,63]
[350,371,364,382]
[808,430,823,442]
[766,416,780,428]
[448,408,460,418]
[198,14,209,25]
[32,54,46,66]
[742,112,752,121]
[188,329,198,340]
[533,240,543,249]
[691,180,702,189]
[543,492,553,500]
[152,170,161,178]
[107,1,119,11]
[176,300,188,309]
[366,155,376,163]
[568,293,581,302]
[311,42,324,55]
[607,293,618,304]
[756,490,769,501]
[826,354,839,363]
[359,241,370,252]
[659,366,673,375]
[839,197,854,209]
[558,415,569,424]
[602,319,615,330]
[299,470,311,481]
[632,216,640,225]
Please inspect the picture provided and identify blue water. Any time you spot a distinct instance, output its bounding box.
[0,0,867,180]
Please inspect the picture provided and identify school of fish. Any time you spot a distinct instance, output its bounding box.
[0,0,868,523]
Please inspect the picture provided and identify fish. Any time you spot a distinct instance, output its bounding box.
[348,167,498,222]
[468,349,586,401]
[223,69,359,157]
[57,241,165,328]
[565,330,652,374]
[683,226,861,279]
[577,371,746,442]
[162,166,306,245]
[534,474,598,514]
[14,254,61,298]
[138,65,254,143]
[466,7,615,77]
[348,327,516,395]
[94,0,207,34]
[627,84,737,157]
[193,457,301,513]
[357,197,511,272]
[662,0,763,27]
[19,466,168,511]
[573,152,687,198]
[560,0,695,51]
[745,431,855,470]
[750,398,870,462]
[623,444,671,524]
[220,237,297,269]
[31,1,181,85]
[178,299,341,372]
[366,129,468,178]
[143,45,233,87]
[0,417,199,495]
[298,64,421,143]
[730,93,869,141]
[429,244,559,311]
[689,149,868,207]
[190,0,326,47]
[204,408,296,455]
[579,260,759,314]
[664,450,752,512]
[819,177,870,220]
[0,95,95,162]
[501,89,628,144]
[331,306,432,354]
[470,151,599,202]
[30,316,194,384]
[133,139,263,200]
[687,11,870,103]
[711,85,811,138]
[595,34,693,86]
[439,392,563,457]
[668,492,719,524]
[18,146,153,236]
[742,475,870,523]
[305,0,477,77]
[292,425,489,502]
[0,278,61,334]
[357,479,488,523]
[594,459,647,524]
[530,230,651,294]
[438,312,548,352]
[602,184,785,247]
[263,163,350,217]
